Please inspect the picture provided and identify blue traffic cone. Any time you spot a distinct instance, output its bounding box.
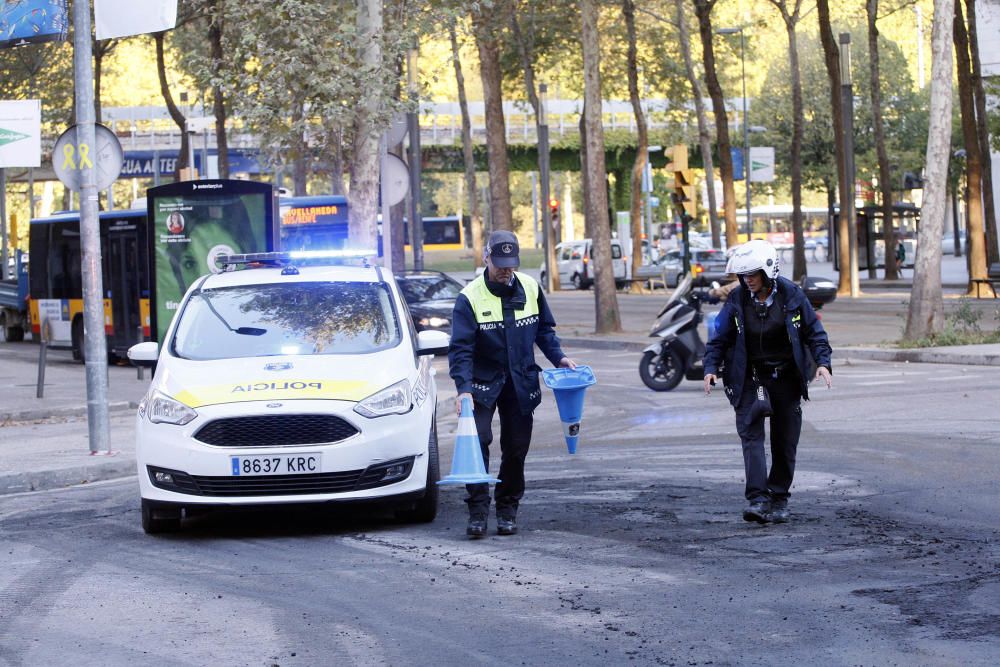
[542,365,597,454]
[437,397,500,486]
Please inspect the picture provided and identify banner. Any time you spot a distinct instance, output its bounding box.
[94,0,176,40]
[0,1,67,49]
[0,100,41,168]
[749,147,776,183]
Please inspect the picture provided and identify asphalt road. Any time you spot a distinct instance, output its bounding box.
[1,350,998,666]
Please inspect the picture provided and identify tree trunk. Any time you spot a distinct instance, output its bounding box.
[816,0,851,295]
[904,0,954,340]
[676,0,720,248]
[450,24,484,268]
[154,32,190,179]
[769,0,807,281]
[580,0,622,333]
[953,1,991,295]
[348,0,382,251]
[291,102,308,195]
[622,0,648,294]
[473,4,514,232]
[209,2,229,180]
[965,0,998,265]
[866,0,898,280]
[693,0,737,248]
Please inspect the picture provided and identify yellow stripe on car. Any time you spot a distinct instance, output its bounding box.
[174,379,374,408]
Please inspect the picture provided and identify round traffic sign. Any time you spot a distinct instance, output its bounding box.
[52,123,124,192]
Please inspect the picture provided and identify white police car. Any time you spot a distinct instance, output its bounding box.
[128,251,449,533]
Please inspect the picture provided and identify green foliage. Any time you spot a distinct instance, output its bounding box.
[755,27,926,199]
[896,299,1000,348]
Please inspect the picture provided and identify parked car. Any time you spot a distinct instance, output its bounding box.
[395,270,463,334]
[539,239,628,290]
[635,248,729,289]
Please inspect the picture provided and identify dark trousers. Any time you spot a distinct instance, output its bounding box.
[466,380,533,518]
[734,370,803,504]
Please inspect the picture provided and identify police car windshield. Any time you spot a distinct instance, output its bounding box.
[173,282,401,359]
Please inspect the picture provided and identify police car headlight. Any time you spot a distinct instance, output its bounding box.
[354,380,412,418]
[147,391,198,425]
[418,316,450,329]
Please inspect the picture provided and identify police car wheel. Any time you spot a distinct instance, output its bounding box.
[395,420,440,523]
[639,348,684,392]
[141,498,182,534]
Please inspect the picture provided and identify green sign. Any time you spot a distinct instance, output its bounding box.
[0,128,29,147]
[148,180,275,342]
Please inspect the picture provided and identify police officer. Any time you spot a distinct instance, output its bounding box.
[449,231,576,538]
[703,240,832,524]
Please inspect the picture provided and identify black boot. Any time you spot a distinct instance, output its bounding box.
[467,515,487,539]
[769,501,789,523]
[496,514,517,536]
[742,500,771,524]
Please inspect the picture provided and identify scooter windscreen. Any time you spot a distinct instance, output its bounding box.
[656,274,693,319]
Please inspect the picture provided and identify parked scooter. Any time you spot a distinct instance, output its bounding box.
[639,275,711,391]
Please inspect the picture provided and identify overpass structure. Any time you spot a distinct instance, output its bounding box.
[6,97,752,182]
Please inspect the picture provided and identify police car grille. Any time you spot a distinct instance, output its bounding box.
[194,415,360,447]
[147,457,415,497]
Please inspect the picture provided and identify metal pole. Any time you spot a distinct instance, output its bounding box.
[380,133,393,273]
[741,30,751,242]
[644,160,654,246]
[530,171,539,247]
[1,168,7,280]
[840,33,860,298]
[407,47,424,272]
[538,84,555,293]
[73,0,111,453]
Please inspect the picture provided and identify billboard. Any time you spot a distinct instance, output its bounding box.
[147,180,275,342]
[0,0,68,49]
[0,100,40,167]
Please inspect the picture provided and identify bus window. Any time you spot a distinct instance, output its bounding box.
[50,223,82,299]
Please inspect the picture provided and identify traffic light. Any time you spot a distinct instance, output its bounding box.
[549,198,560,227]
[673,168,697,219]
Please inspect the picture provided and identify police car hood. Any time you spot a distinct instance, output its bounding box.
[161,350,408,409]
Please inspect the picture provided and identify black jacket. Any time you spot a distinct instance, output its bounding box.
[448,272,566,415]
[703,276,832,406]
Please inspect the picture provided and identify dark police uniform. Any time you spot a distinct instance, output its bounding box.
[704,276,832,508]
[448,270,567,520]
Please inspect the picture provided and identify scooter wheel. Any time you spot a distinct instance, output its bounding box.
[639,348,684,391]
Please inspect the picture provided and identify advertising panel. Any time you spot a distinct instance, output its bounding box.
[147,180,275,342]
[0,0,68,48]
[0,100,41,168]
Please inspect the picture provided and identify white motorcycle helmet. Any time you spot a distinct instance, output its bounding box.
[726,239,779,284]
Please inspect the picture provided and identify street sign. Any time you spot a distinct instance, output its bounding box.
[0,100,41,168]
[382,152,410,207]
[52,123,124,192]
[749,147,775,183]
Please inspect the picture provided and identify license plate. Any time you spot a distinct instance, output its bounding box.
[230,453,322,476]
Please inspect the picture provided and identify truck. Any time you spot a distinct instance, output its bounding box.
[0,249,29,342]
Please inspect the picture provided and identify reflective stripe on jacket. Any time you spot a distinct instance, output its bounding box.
[448,272,565,415]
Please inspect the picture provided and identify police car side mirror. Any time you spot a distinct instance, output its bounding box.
[128,341,159,368]
[416,330,450,356]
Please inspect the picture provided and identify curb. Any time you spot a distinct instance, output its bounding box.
[0,401,139,424]
[839,347,1000,366]
[0,458,137,496]
[560,336,649,352]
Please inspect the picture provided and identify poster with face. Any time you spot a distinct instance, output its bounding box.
[149,181,274,342]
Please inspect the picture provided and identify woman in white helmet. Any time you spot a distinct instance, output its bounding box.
[703,239,833,524]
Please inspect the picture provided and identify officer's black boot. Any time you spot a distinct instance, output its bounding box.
[769,500,789,523]
[742,500,771,524]
[496,513,517,536]
[467,514,487,539]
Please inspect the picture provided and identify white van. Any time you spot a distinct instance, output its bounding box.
[540,239,628,290]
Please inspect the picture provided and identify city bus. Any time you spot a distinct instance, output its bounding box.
[28,206,152,362]
[278,195,465,251]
